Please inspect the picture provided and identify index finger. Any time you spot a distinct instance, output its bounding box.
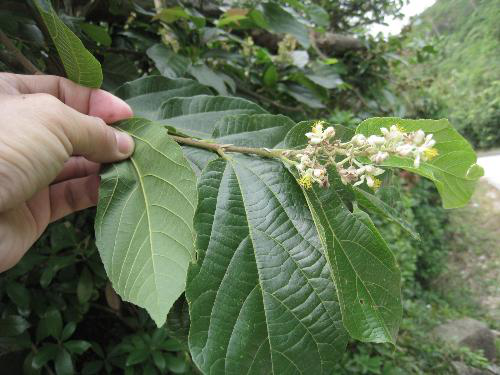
[4,73,133,123]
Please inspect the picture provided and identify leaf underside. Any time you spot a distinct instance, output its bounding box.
[95,118,197,327]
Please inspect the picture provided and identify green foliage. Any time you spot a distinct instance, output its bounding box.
[397,0,500,149]
[0,0,487,373]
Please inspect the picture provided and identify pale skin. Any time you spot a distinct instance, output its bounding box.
[0,73,135,272]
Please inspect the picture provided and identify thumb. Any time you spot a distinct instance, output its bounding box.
[48,94,135,163]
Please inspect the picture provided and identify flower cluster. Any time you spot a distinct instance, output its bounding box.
[290,121,439,189]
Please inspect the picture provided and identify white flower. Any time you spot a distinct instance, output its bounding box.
[313,168,324,178]
[367,135,385,146]
[396,144,413,157]
[370,151,389,164]
[413,130,426,145]
[323,126,335,139]
[352,134,366,146]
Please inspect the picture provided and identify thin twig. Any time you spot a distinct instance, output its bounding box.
[170,135,285,159]
[0,30,42,75]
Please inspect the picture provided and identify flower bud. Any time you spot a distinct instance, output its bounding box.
[323,126,335,138]
[370,151,389,164]
[367,135,385,146]
[352,134,366,146]
[396,144,413,157]
[413,130,425,145]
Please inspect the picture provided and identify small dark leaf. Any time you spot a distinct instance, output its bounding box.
[0,316,30,337]
[60,322,76,341]
[54,349,73,375]
[64,340,91,355]
[32,344,59,369]
[125,348,150,366]
[6,282,30,310]
[77,267,94,304]
[36,308,63,342]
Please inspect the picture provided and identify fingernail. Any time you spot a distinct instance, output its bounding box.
[115,131,135,156]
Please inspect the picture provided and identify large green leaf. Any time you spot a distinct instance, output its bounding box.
[157,95,267,138]
[115,76,212,120]
[212,113,295,148]
[356,118,484,209]
[34,0,102,88]
[95,118,198,327]
[261,2,310,48]
[300,170,402,344]
[186,156,347,374]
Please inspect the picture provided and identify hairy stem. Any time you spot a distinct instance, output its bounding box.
[170,135,285,159]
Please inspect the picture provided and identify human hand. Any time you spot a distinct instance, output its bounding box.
[0,73,134,272]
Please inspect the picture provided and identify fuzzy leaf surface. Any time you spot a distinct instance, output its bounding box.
[95,118,197,326]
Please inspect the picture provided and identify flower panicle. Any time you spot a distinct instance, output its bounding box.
[292,122,437,190]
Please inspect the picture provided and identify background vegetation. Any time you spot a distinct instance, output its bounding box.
[0,0,497,373]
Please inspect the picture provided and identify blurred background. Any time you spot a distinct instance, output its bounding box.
[0,0,499,373]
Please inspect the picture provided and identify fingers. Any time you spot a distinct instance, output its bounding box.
[49,174,100,223]
[35,93,135,163]
[54,157,100,183]
[7,74,133,122]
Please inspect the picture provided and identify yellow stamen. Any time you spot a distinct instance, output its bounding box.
[298,175,313,189]
[372,178,382,190]
[424,147,439,160]
[311,120,325,134]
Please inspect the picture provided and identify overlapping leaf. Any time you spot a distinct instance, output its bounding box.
[157,95,267,138]
[95,118,197,327]
[301,171,402,344]
[115,76,212,120]
[186,156,347,374]
[34,0,102,87]
[356,118,484,208]
[212,113,295,147]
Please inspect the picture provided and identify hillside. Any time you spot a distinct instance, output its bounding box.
[405,0,500,148]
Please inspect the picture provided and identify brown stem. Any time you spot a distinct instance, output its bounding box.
[170,135,284,159]
[0,30,42,75]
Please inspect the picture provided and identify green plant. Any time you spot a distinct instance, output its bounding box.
[0,1,486,374]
